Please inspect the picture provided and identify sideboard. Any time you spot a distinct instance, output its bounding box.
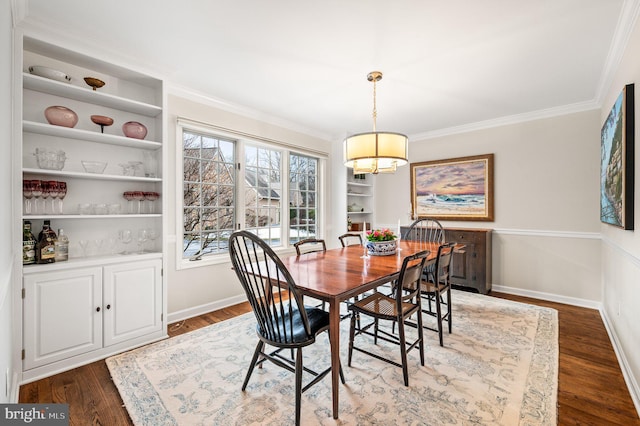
[401,226,492,294]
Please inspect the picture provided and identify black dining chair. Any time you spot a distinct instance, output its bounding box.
[293,238,327,255]
[402,217,445,245]
[293,237,327,310]
[338,233,363,247]
[417,242,455,346]
[229,231,344,426]
[347,250,429,386]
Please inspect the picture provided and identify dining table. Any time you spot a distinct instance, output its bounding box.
[279,239,445,420]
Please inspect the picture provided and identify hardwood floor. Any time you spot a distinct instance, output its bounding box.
[19,293,639,425]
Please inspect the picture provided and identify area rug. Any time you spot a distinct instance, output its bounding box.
[106,291,558,425]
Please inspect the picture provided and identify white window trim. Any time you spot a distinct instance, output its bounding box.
[175,117,327,270]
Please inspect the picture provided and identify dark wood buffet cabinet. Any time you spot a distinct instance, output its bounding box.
[401,226,492,294]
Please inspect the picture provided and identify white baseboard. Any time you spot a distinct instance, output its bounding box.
[491,284,602,310]
[600,308,640,416]
[167,294,248,324]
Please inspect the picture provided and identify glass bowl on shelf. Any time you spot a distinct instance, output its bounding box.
[81,160,107,174]
[34,148,66,171]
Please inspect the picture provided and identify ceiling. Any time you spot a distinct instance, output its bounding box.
[18,0,634,141]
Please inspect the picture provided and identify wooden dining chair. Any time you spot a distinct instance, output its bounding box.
[347,250,429,386]
[294,238,327,310]
[402,217,445,244]
[229,231,344,426]
[338,233,363,247]
[410,242,455,346]
[294,238,327,255]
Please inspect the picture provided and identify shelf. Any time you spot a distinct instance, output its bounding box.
[23,214,161,220]
[24,73,162,117]
[347,181,372,187]
[22,251,162,274]
[347,193,371,197]
[24,121,162,149]
[347,211,373,215]
[22,168,162,182]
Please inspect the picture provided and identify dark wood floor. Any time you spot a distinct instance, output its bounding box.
[19,293,639,425]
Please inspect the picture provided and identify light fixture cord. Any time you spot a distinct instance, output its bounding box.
[372,77,377,132]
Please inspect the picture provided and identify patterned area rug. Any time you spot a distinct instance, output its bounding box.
[107,291,558,425]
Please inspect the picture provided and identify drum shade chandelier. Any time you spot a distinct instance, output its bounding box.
[343,71,408,174]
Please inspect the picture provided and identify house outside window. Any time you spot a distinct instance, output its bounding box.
[177,120,323,268]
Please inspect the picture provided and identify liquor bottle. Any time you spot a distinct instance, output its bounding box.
[54,228,69,262]
[36,220,57,264]
[23,221,36,265]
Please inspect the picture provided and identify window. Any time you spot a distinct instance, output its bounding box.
[177,120,323,266]
[289,153,318,244]
[182,130,236,259]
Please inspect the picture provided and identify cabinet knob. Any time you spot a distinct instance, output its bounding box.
[106,304,111,310]
[96,307,101,312]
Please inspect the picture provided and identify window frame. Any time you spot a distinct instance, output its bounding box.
[175,118,326,270]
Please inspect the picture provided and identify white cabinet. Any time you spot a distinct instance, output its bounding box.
[103,260,163,346]
[23,259,163,375]
[346,173,374,231]
[17,34,167,381]
[23,267,102,370]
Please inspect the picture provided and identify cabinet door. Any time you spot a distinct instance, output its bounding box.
[103,259,162,347]
[23,267,102,370]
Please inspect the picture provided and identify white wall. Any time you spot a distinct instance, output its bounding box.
[165,94,334,319]
[1,0,16,402]
[375,110,602,304]
[600,9,640,411]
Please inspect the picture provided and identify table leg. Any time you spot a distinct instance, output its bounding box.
[329,298,340,419]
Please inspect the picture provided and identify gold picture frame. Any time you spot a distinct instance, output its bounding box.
[410,154,494,221]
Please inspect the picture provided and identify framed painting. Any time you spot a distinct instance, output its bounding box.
[601,84,634,230]
[410,154,494,221]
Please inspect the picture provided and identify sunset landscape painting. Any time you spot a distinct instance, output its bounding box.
[410,154,494,221]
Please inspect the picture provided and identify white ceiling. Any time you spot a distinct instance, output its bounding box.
[18,0,635,140]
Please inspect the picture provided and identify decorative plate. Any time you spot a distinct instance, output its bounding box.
[28,65,71,83]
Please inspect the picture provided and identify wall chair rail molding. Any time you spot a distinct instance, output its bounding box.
[492,228,601,240]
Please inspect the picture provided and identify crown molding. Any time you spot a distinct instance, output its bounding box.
[10,0,28,28]
[167,83,333,142]
[594,0,640,105]
[409,99,600,141]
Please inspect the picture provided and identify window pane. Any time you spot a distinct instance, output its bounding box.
[245,145,282,247]
[181,129,236,259]
[289,153,319,243]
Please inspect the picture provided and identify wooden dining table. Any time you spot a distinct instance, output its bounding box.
[279,240,444,420]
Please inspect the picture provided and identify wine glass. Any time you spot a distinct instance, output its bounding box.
[31,180,42,214]
[132,191,145,214]
[119,229,132,254]
[123,191,136,214]
[47,181,59,214]
[147,228,158,252]
[107,232,119,255]
[78,239,89,257]
[143,191,159,213]
[136,229,148,254]
[57,181,67,214]
[23,180,34,215]
[40,181,52,214]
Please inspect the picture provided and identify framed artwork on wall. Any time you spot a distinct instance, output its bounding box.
[600,83,634,230]
[410,153,494,221]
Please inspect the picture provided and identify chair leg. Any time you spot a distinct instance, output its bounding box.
[397,317,409,386]
[295,347,303,426]
[447,287,452,333]
[374,318,379,345]
[242,340,264,390]
[348,312,356,366]
[416,307,425,366]
[435,290,444,347]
